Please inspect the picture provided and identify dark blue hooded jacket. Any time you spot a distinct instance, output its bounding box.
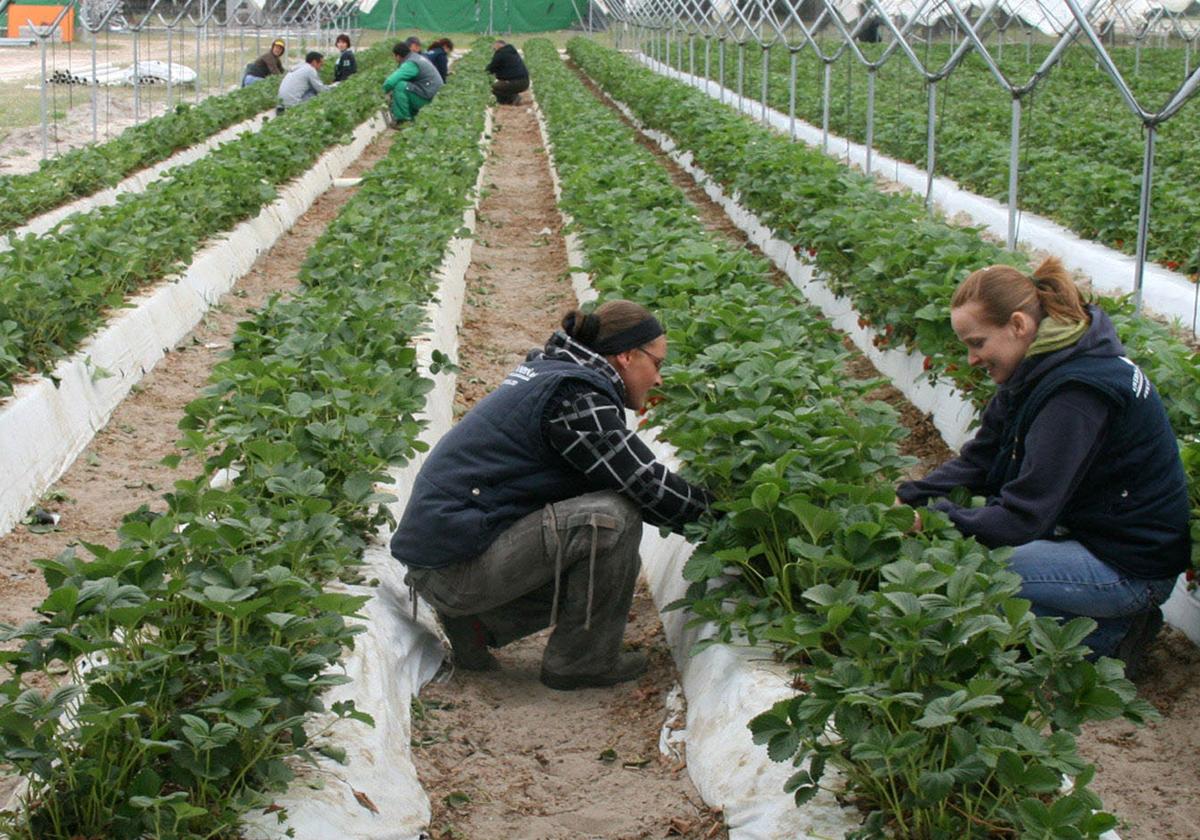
[898,305,1189,579]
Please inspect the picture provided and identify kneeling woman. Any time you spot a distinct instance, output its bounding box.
[896,258,1188,668]
[391,301,712,689]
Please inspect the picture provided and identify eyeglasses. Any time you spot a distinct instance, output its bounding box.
[636,346,665,372]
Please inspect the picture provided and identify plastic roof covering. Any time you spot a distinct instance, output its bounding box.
[619,0,1193,34]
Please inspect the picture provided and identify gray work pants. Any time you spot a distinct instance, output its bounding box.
[406,491,642,676]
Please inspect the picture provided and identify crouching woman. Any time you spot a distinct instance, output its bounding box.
[896,258,1189,671]
[391,301,712,690]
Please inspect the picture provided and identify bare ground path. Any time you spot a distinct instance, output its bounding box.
[565,56,1200,840]
[409,95,726,840]
[0,127,397,802]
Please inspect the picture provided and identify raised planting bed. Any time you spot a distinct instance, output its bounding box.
[0,46,493,840]
[575,38,1200,621]
[0,48,393,538]
[534,39,1146,839]
[654,38,1200,275]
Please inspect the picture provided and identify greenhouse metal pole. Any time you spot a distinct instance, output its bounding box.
[166,19,175,107]
[82,0,121,144]
[822,61,831,151]
[761,44,769,121]
[789,49,797,139]
[36,22,48,159]
[719,38,725,103]
[925,81,937,210]
[134,26,142,119]
[158,2,193,111]
[737,41,744,107]
[866,67,875,175]
[1007,96,1021,250]
[1132,127,1156,313]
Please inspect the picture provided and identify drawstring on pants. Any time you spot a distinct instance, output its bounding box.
[544,502,601,632]
[545,503,564,628]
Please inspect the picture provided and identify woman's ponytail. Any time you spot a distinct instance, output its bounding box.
[1030,256,1089,323]
[953,257,1089,326]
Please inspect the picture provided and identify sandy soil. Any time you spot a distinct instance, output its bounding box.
[411,96,727,840]
[0,128,396,804]
[569,58,1200,840]
[0,33,264,170]
[0,93,142,173]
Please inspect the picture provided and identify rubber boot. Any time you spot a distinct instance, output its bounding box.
[1114,608,1164,680]
[438,613,499,672]
[540,650,648,691]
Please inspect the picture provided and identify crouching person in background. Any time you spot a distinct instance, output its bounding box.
[896,258,1189,677]
[277,51,329,110]
[486,39,529,105]
[391,301,713,690]
[382,41,444,127]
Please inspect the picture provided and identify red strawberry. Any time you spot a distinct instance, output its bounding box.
[923,356,933,371]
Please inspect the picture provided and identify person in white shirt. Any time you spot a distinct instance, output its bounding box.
[278,51,330,109]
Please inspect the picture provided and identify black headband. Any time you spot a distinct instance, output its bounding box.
[591,316,664,356]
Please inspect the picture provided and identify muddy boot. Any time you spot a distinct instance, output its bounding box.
[540,650,648,691]
[439,613,499,672]
[1114,608,1164,680]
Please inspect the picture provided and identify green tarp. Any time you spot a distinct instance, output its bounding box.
[359,0,585,33]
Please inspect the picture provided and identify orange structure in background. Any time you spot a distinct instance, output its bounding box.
[7,5,75,42]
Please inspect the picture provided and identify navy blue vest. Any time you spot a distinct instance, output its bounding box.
[391,357,624,569]
[987,354,1189,579]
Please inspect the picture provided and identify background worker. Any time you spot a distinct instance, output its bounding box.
[486,39,529,105]
[382,41,444,126]
[243,38,286,87]
[333,33,356,82]
[392,301,713,690]
[425,38,454,81]
[278,51,330,109]
[896,257,1189,676]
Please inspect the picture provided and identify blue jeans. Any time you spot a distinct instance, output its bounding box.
[1007,539,1176,657]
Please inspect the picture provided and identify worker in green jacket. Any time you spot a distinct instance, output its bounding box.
[383,41,444,125]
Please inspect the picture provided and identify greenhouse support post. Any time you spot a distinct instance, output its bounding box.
[737,41,744,107]
[866,67,875,175]
[925,81,937,210]
[718,39,725,103]
[788,49,797,140]
[32,4,74,159]
[37,24,47,159]
[1007,95,1021,250]
[822,61,831,152]
[1132,126,1156,314]
[760,45,768,121]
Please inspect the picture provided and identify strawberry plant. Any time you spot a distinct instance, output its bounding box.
[542,38,1157,836]
[0,78,281,236]
[0,47,391,401]
[0,45,492,840]
[671,38,1200,272]
[572,36,1200,575]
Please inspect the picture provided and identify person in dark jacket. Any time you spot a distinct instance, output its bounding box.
[896,257,1189,674]
[485,39,529,105]
[333,33,356,82]
[392,300,712,690]
[243,38,286,87]
[425,38,453,81]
